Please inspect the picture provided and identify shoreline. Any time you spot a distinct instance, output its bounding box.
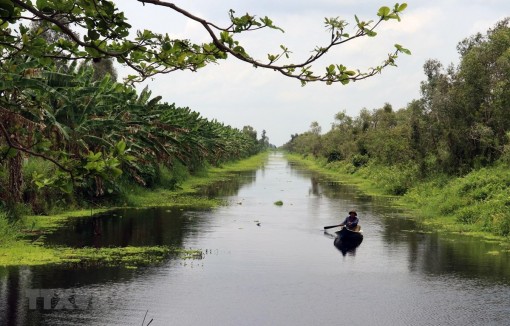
[284,153,510,247]
[0,152,270,267]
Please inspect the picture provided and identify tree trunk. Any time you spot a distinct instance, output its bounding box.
[8,151,23,204]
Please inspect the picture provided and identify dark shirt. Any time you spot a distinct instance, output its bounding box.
[342,216,359,229]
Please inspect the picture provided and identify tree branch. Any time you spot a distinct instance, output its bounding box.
[10,0,409,85]
[0,122,75,180]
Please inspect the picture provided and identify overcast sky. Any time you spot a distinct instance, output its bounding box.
[114,1,509,146]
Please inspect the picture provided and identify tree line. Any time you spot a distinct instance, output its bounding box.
[0,51,270,217]
[0,1,410,217]
[283,19,510,194]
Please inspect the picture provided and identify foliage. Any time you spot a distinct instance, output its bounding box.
[418,18,510,173]
[3,1,409,85]
[282,19,510,237]
[284,19,510,175]
[351,154,369,167]
[0,1,410,216]
[0,211,18,245]
[355,163,419,195]
[0,61,267,214]
[23,157,72,214]
[0,151,267,267]
[154,161,190,189]
[403,166,510,236]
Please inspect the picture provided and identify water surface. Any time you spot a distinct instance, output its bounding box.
[1,152,510,325]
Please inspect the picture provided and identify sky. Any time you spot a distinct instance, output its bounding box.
[114,1,510,146]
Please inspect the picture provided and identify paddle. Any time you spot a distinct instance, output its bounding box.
[323,224,343,230]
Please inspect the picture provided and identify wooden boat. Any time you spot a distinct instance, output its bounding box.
[335,225,363,243]
[334,225,363,254]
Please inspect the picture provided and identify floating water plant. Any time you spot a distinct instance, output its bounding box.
[59,246,203,269]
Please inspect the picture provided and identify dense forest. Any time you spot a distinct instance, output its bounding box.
[283,19,510,236]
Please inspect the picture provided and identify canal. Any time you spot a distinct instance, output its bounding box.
[1,152,510,325]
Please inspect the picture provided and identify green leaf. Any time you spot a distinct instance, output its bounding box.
[397,3,408,12]
[87,151,102,162]
[386,14,400,21]
[110,167,123,178]
[116,140,126,153]
[395,44,411,55]
[365,29,377,37]
[35,0,48,9]
[59,182,73,194]
[0,0,15,16]
[377,6,391,17]
[88,29,100,41]
[35,180,45,188]
[162,42,172,51]
[124,154,136,162]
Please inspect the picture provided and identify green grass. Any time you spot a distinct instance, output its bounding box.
[124,152,268,207]
[0,241,61,266]
[125,189,224,208]
[23,208,109,234]
[401,165,510,238]
[284,153,396,198]
[284,152,510,243]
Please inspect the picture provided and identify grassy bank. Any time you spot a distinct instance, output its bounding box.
[122,152,269,207]
[0,152,269,267]
[285,153,510,243]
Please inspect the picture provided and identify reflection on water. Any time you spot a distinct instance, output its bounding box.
[323,230,362,257]
[43,208,208,248]
[198,170,257,198]
[1,152,510,325]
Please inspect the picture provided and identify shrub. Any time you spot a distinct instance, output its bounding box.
[327,151,343,163]
[356,163,419,196]
[351,154,369,167]
[154,161,190,189]
[455,206,480,224]
[0,210,20,244]
[489,212,510,237]
[21,157,74,214]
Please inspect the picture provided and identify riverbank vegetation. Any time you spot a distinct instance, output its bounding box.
[0,9,274,265]
[1,1,409,266]
[0,67,270,218]
[0,152,269,266]
[0,60,272,264]
[283,19,510,240]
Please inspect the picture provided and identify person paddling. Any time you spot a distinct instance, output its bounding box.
[339,210,359,230]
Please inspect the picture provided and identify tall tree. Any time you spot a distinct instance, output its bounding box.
[419,19,510,173]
